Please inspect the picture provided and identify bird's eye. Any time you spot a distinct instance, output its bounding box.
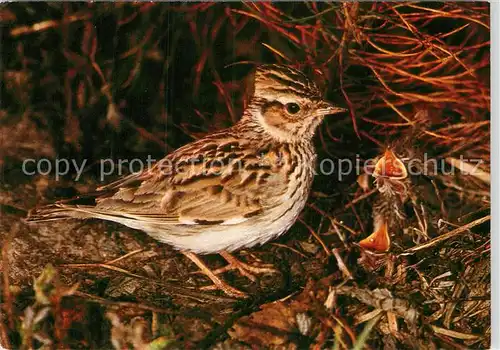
[285,103,301,115]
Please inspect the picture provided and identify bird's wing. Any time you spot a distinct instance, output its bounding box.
[93,134,291,225]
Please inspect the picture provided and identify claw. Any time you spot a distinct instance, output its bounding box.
[182,251,247,298]
[217,251,276,282]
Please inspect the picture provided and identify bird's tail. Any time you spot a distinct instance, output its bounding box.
[24,187,115,223]
[25,203,94,222]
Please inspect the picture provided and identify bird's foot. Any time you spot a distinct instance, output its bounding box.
[182,251,247,298]
[214,251,277,282]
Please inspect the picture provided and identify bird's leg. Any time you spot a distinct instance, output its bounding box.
[182,251,247,298]
[210,251,277,282]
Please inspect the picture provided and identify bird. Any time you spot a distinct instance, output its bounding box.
[26,64,347,297]
[358,115,434,252]
[358,148,410,252]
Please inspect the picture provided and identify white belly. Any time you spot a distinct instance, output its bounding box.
[148,167,311,254]
[150,192,307,254]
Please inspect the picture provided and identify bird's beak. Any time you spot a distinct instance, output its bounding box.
[317,101,347,116]
[373,149,408,179]
[358,218,391,252]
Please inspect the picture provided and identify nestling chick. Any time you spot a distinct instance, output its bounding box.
[359,149,410,252]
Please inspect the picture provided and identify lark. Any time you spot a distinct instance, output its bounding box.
[27,64,346,297]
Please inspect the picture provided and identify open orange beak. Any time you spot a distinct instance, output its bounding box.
[373,149,407,180]
[359,218,391,252]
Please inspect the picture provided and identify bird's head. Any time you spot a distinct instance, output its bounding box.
[244,64,346,142]
[372,149,409,196]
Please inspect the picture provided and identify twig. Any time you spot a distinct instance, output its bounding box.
[10,12,91,37]
[343,188,378,211]
[445,157,490,184]
[331,248,353,280]
[73,291,179,314]
[404,215,490,253]
[298,218,331,256]
[60,261,237,303]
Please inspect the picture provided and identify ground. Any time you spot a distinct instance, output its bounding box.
[0,3,490,349]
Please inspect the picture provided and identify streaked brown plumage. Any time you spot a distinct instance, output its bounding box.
[27,64,346,296]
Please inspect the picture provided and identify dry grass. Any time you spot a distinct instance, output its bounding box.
[0,2,490,349]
